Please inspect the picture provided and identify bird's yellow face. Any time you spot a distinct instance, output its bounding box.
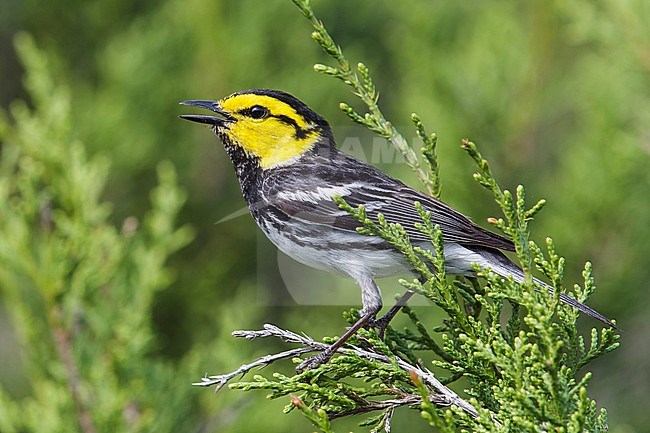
[215,93,322,168]
[180,90,329,168]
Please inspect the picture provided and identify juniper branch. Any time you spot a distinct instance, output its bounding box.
[198,324,479,419]
[292,0,438,195]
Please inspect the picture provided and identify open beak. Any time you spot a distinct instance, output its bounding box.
[179,100,233,127]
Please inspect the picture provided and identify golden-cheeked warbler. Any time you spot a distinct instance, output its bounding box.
[180,88,616,370]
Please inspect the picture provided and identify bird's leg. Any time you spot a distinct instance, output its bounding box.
[370,289,416,339]
[296,276,382,372]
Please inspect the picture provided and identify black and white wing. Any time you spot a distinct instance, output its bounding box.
[262,154,514,252]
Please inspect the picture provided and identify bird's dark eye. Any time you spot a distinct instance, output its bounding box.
[248,105,269,120]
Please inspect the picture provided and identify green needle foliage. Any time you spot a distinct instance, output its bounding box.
[197,1,621,432]
[0,35,204,433]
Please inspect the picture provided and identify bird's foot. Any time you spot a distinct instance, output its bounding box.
[295,315,391,373]
[367,290,416,339]
[296,351,333,373]
[364,316,388,339]
[296,311,377,373]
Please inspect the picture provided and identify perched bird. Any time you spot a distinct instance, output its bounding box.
[180,88,616,370]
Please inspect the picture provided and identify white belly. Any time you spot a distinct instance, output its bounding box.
[261,223,409,279]
[260,218,488,281]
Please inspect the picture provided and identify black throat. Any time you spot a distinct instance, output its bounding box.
[217,131,263,205]
[215,125,336,207]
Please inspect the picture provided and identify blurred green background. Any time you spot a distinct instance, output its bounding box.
[1,0,648,431]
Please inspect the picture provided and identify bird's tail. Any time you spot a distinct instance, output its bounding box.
[476,248,619,330]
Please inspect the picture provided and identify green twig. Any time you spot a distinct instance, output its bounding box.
[293,0,438,195]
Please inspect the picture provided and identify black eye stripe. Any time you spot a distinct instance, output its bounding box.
[270,114,315,139]
[272,114,299,128]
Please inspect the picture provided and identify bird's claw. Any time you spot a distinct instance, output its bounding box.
[366,316,391,339]
[296,352,332,373]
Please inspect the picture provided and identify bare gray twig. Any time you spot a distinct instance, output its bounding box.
[193,346,314,391]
